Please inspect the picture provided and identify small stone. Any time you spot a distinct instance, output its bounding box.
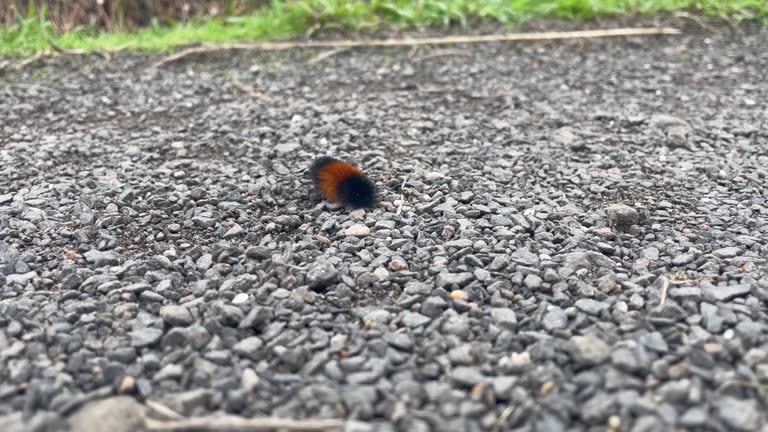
[245,246,272,260]
[502,352,531,372]
[672,254,694,265]
[5,271,36,286]
[611,345,652,374]
[669,287,702,301]
[637,332,668,353]
[718,396,762,431]
[84,250,120,268]
[543,268,560,283]
[240,307,273,331]
[364,309,392,324]
[640,247,660,261]
[189,188,206,200]
[196,254,213,271]
[575,299,607,316]
[232,293,249,305]
[345,224,370,237]
[274,142,301,153]
[489,215,513,227]
[656,379,691,402]
[383,332,413,352]
[569,334,611,366]
[21,207,46,222]
[216,304,244,326]
[597,273,617,293]
[154,364,184,381]
[186,325,212,350]
[116,375,136,395]
[651,113,690,129]
[167,223,182,233]
[160,305,194,327]
[667,125,690,147]
[491,308,517,330]
[329,334,348,352]
[492,376,518,399]
[442,315,470,338]
[680,406,707,427]
[448,344,476,365]
[129,328,163,348]
[191,216,215,228]
[608,415,621,430]
[713,247,741,259]
[704,284,751,302]
[241,368,260,391]
[402,312,431,328]
[606,204,638,232]
[436,272,474,288]
[581,393,616,423]
[510,248,539,267]
[701,303,724,333]
[307,261,339,289]
[523,274,543,290]
[421,296,447,317]
[450,290,468,301]
[233,337,264,361]
[388,259,408,271]
[449,367,487,387]
[404,281,432,296]
[223,224,244,238]
[542,307,568,331]
[735,320,765,346]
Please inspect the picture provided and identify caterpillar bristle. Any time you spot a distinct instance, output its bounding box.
[309,157,378,209]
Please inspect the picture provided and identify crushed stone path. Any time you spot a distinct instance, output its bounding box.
[1,21,767,432]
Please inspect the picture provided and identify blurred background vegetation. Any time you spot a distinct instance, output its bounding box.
[1,0,766,55]
[1,1,270,32]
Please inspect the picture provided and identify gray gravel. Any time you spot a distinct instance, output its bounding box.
[1,18,768,432]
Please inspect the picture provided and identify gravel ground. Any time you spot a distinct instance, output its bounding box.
[1,19,767,432]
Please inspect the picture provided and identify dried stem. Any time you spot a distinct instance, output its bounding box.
[148,27,682,69]
[144,416,344,432]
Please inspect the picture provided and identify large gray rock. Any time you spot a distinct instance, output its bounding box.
[68,397,145,432]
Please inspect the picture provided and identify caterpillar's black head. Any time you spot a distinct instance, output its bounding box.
[338,174,378,208]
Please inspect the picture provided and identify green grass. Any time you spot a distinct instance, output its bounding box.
[1,0,767,56]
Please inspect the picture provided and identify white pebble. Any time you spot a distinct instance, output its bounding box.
[232,293,249,305]
[345,224,370,237]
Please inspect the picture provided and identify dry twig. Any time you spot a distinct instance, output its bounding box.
[144,416,344,431]
[148,27,681,69]
[144,400,184,420]
[307,47,349,64]
[468,91,518,99]
[657,275,670,309]
[673,11,724,34]
[231,79,271,101]
[716,380,768,394]
[668,274,718,285]
[2,83,60,95]
[492,401,519,432]
[413,48,471,62]
[11,53,42,70]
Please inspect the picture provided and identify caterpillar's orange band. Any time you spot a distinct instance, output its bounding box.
[317,161,363,202]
